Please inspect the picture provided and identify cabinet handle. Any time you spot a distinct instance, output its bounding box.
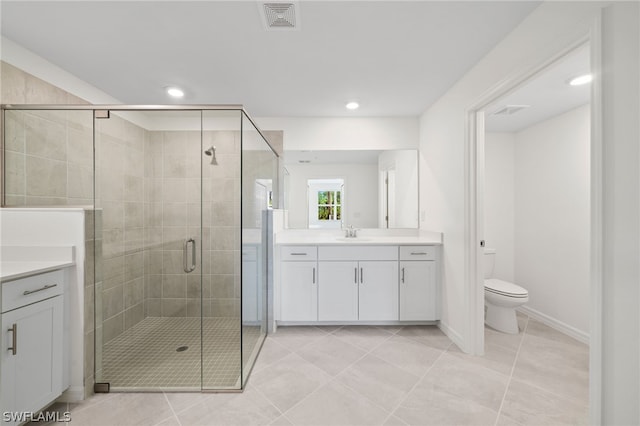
[410,252,428,256]
[354,267,358,284]
[290,253,307,256]
[7,324,17,355]
[360,268,363,284]
[402,267,405,283]
[312,267,316,284]
[22,283,57,296]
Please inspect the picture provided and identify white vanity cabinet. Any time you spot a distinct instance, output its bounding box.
[399,246,439,321]
[280,246,318,321]
[1,270,65,425]
[318,246,399,322]
[278,242,440,325]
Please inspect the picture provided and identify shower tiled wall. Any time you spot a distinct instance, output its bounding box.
[95,114,147,345]
[143,129,241,319]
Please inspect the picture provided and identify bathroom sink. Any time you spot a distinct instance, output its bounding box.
[335,238,372,242]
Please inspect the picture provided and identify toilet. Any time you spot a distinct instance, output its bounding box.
[483,249,528,334]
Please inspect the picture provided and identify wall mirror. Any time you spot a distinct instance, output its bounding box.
[283,149,418,229]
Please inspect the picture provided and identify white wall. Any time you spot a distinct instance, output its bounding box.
[484,133,515,282]
[255,117,419,151]
[515,104,590,339]
[601,3,639,424]
[284,163,378,229]
[485,106,591,340]
[420,2,604,351]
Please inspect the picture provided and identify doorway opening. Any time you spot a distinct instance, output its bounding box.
[466,38,600,420]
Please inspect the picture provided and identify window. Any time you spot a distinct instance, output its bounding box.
[317,190,341,221]
[308,178,344,229]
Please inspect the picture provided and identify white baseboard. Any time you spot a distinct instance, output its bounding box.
[437,320,465,352]
[58,386,85,402]
[517,306,589,345]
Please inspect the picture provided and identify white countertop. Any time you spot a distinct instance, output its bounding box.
[276,230,442,246]
[1,260,75,282]
[1,246,76,282]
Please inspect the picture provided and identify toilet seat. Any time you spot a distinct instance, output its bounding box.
[484,279,528,298]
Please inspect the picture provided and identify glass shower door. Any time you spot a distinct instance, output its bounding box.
[201,110,243,389]
[94,109,204,390]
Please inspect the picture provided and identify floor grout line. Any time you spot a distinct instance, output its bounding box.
[493,315,530,426]
[381,338,451,425]
[275,326,400,420]
[160,392,182,426]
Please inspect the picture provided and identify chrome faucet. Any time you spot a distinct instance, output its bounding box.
[345,225,358,238]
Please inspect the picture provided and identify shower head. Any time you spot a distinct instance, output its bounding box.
[204,146,217,165]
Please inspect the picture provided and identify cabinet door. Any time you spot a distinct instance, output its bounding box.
[399,261,437,320]
[318,261,359,321]
[1,296,63,424]
[358,261,398,321]
[280,261,318,321]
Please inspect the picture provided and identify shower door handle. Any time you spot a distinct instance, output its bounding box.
[184,238,196,273]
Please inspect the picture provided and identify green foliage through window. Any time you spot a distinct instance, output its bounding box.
[317,190,341,221]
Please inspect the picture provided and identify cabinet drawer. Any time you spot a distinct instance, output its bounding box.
[281,246,317,261]
[2,270,64,313]
[319,246,398,261]
[399,246,437,261]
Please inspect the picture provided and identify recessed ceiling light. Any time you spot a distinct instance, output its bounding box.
[346,102,359,110]
[568,74,592,86]
[166,87,185,98]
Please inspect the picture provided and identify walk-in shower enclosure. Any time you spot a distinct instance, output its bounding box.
[1,105,278,391]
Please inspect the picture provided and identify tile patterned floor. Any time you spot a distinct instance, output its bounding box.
[38,314,589,426]
[100,317,263,389]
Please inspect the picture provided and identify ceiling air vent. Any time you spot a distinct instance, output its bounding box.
[492,105,530,116]
[260,2,299,30]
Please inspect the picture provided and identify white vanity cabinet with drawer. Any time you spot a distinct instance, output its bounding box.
[278,242,440,325]
[399,246,439,321]
[1,269,65,425]
[280,246,318,321]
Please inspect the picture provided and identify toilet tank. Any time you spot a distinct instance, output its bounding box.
[483,248,496,279]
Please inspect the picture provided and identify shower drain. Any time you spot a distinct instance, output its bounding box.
[176,346,189,352]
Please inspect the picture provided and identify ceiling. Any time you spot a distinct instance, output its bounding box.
[0,1,541,117]
[485,44,590,132]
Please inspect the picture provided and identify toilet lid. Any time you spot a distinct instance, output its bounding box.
[484,279,528,298]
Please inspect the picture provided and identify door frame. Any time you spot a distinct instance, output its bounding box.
[463,15,603,423]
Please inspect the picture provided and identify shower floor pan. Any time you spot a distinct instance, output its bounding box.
[100,317,262,390]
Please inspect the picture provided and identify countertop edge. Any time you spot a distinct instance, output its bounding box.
[1,261,76,283]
